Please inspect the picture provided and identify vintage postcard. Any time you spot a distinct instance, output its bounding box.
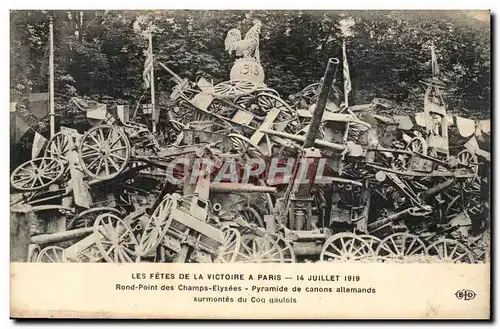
[9,9,491,319]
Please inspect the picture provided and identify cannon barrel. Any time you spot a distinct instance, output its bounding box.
[209,183,277,193]
[30,227,94,246]
[304,58,339,148]
[158,61,183,83]
[260,129,346,152]
[421,178,455,199]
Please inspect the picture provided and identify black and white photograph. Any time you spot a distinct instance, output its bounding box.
[9,10,491,266]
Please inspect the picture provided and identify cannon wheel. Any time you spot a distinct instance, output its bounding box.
[212,79,258,99]
[228,133,265,158]
[235,233,294,263]
[78,125,131,180]
[11,157,65,192]
[255,93,296,121]
[44,132,71,162]
[426,239,475,263]
[239,206,265,228]
[375,233,428,262]
[94,213,140,263]
[320,232,374,262]
[457,149,479,187]
[214,227,242,263]
[28,244,41,262]
[68,207,123,230]
[359,235,382,254]
[407,136,428,155]
[137,194,177,257]
[37,246,67,263]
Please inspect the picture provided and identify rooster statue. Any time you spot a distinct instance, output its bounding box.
[224,20,262,63]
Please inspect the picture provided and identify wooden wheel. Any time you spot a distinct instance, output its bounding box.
[228,133,265,158]
[37,246,67,263]
[426,239,475,263]
[407,136,428,155]
[94,213,139,263]
[320,233,374,262]
[359,235,382,254]
[44,132,71,162]
[457,149,479,187]
[78,125,130,180]
[255,93,296,121]
[212,79,258,98]
[67,207,123,230]
[234,233,294,263]
[265,233,295,263]
[137,194,178,257]
[214,227,242,263]
[239,206,265,228]
[375,233,427,262]
[27,244,41,262]
[11,157,64,191]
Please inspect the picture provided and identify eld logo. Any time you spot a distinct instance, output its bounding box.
[455,289,477,301]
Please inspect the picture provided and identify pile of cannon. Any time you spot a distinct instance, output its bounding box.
[10,52,490,264]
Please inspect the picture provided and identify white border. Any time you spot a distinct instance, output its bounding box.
[2,1,497,327]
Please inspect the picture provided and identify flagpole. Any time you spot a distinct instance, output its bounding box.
[149,32,156,134]
[49,17,55,137]
[343,40,349,108]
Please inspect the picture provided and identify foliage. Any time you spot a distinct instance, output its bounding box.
[9,10,490,163]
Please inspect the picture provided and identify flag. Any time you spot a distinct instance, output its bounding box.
[431,44,440,77]
[342,41,352,106]
[32,132,48,158]
[143,33,154,89]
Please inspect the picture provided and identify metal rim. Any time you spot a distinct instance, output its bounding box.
[255,92,296,121]
[235,233,294,263]
[11,157,65,191]
[78,125,131,180]
[212,79,258,99]
[137,194,177,257]
[426,238,475,263]
[44,132,71,162]
[214,227,242,263]
[320,232,374,262]
[37,246,67,263]
[228,133,265,158]
[28,244,41,262]
[375,232,428,262]
[93,213,139,263]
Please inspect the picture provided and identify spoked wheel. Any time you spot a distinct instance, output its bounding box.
[228,133,265,158]
[212,79,258,99]
[37,246,67,263]
[265,233,295,263]
[407,136,428,155]
[255,93,296,121]
[94,213,140,263]
[67,207,123,230]
[137,194,178,257]
[359,235,382,254]
[214,227,242,263]
[375,233,428,263]
[78,125,131,180]
[238,206,265,228]
[44,132,71,162]
[457,150,479,187]
[320,233,374,262]
[426,239,475,263]
[11,157,65,191]
[27,244,41,262]
[235,234,293,263]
